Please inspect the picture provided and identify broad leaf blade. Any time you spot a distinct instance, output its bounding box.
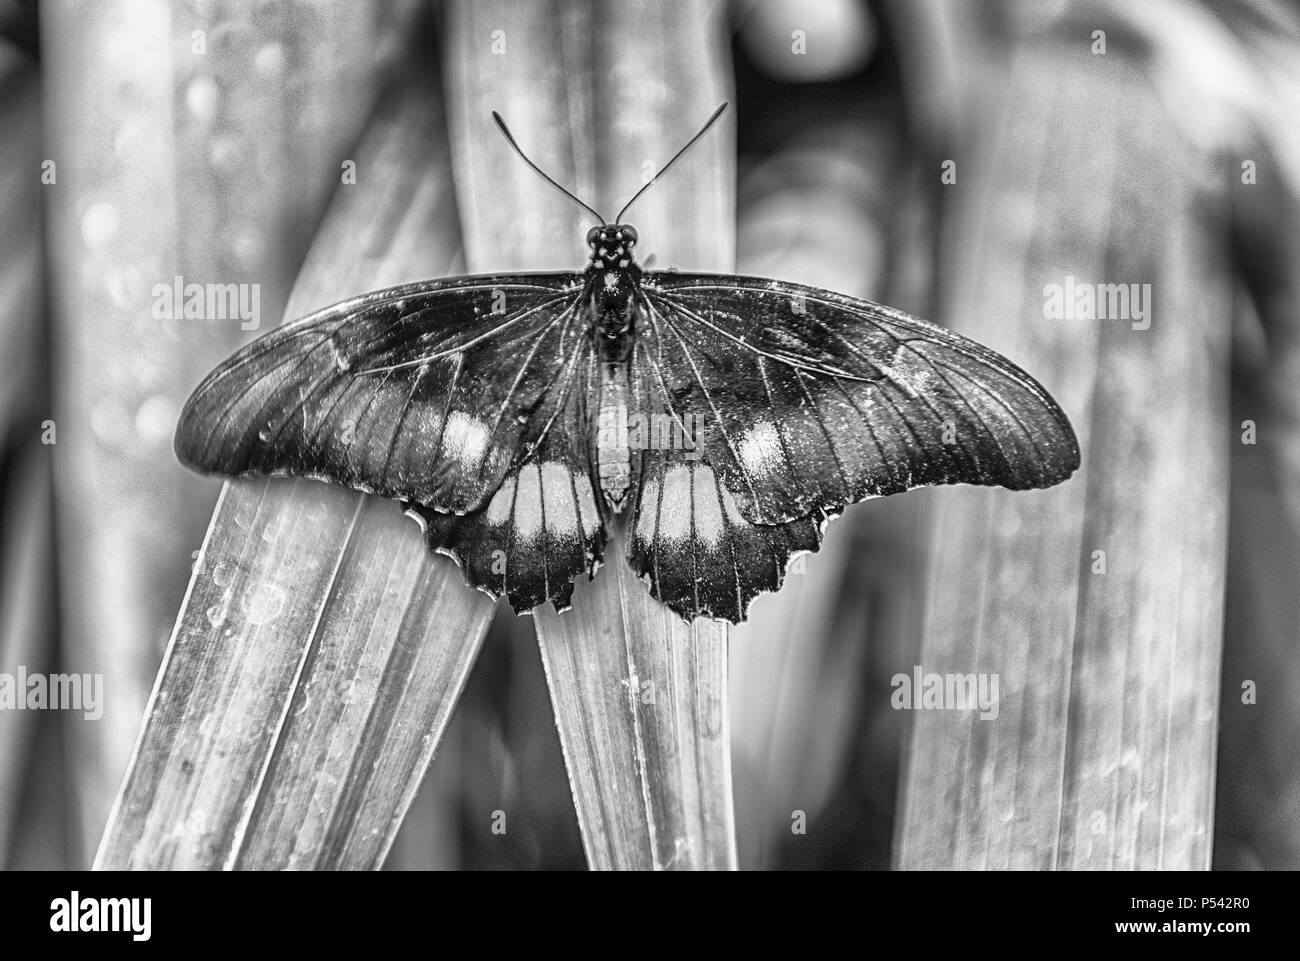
[96,60,492,870]
[445,0,738,869]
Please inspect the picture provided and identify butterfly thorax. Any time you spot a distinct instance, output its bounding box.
[585,224,642,512]
[586,226,640,342]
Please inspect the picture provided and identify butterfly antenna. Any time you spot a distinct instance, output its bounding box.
[492,111,607,225]
[614,102,728,223]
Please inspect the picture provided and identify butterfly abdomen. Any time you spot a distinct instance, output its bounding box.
[595,361,632,512]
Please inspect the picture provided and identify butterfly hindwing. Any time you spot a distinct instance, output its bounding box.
[625,449,823,623]
[175,274,586,514]
[620,338,821,622]
[637,273,1080,526]
[404,350,608,613]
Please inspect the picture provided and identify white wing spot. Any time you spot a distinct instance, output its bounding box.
[574,471,601,537]
[485,476,516,526]
[440,411,491,470]
[513,465,544,541]
[719,484,747,525]
[692,466,724,548]
[738,421,783,477]
[635,479,660,542]
[658,466,692,541]
[541,462,577,535]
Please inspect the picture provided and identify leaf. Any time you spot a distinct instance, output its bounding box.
[95,58,491,870]
[444,0,738,869]
[895,34,1227,870]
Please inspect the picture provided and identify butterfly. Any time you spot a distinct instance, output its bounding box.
[175,104,1080,623]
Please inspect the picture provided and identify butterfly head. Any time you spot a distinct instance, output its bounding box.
[587,224,639,270]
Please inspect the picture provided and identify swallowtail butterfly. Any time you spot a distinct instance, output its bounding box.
[176,105,1079,623]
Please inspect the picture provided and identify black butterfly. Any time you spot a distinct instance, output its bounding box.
[176,105,1079,623]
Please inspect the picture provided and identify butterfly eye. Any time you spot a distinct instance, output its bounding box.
[621,226,638,246]
[586,226,603,248]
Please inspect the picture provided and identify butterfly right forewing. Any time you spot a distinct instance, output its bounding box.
[637,273,1080,526]
[618,271,1080,622]
[175,274,587,516]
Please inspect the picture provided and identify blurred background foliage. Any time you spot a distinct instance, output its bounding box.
[1,0,1297,869]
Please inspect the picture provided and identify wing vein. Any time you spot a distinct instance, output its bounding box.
[641,295,764,508]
